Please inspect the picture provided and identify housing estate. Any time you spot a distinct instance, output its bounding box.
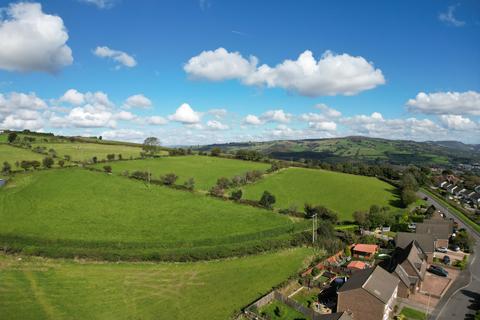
[380,240,427,298]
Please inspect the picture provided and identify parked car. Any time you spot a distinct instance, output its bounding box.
[443,255,451,265]
[452,245,461,252]
[436,247,448,253]
[428,265,449,277]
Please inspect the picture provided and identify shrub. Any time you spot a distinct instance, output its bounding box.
[103,165,112,173]
[216,177,231,189]
[92,156,98,163]
[58,160,65,167]
[20,161,32,171]
[230,190,242,201]
[107,154,115,161]
[210,147,221,157]
[42,157,54,168]
[161,173,178,185]
[259,191,276,209]
[31,160,41,170]
[209,185,224,197]
[184,178,195,191]
[130,171,151,181]
[7,132,17,143]
[2,161,11,174]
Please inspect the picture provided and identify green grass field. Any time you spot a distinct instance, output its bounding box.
[0,248,311,320]
[0,144,44,165]
[258,300,308,320]
[0,168,302,260]
[92,155,270,191]
[31,142,144,162]
[400,307,426,320]
[242,167,400,220]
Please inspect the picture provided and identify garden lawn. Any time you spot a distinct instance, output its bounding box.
[242,167,400,220]
[0,168,300,260]
[92,155,270,191]
[400,307,426,320]
[258,300,308,320]
[31,142,144,162]
[0,144,44,165]
[0,248,311,320]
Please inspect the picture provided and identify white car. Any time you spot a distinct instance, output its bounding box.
[436,247,448,253]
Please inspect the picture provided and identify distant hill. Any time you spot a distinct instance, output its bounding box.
[195,136,480,166]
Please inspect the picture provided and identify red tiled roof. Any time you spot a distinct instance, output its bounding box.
[347,261,366,269]
[353,244,378,254]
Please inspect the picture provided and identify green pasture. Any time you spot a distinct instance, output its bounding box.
[242,167,401,220]
[31,142,144,162]
[0,168,302,260]
[92,155,270,191]
[0,248,311,320]
[0,144,44,165]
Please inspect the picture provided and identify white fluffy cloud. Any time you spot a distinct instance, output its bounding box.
[66,105,116,128]
[124,94,152,109]
[309,121,337,131]
[113,111,137,121]
[261,109,292,123]
[168,103,201,124]
[314,103,342,117]
[439,5,465,27]
[407,91,480,115]
[207,120,229,130]
[184,48,257,81]
[60,89,85,105]
[341,112,443,140]
[244,114,263,125]
[94,46,137,68]
[0,2,73,73]
[439,115,478,130]
[184,48,385,96]
[146,116,168,125]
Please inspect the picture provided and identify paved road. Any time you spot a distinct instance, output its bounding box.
[418,191,480,320]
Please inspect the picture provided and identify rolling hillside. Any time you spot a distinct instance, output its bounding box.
[196,136,480,166]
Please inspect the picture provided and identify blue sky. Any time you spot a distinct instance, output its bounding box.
[0,0,479,145]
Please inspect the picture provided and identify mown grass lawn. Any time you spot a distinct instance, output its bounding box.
[400,306,426,320]
[242,167,401,220]
[31,142,144,162]
[258,300,309,320]
[92,155,270,191]
[0,144,45,164]
[0,248,311,320]
[0,168,300,260]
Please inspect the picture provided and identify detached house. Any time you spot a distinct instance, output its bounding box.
[380,241,427,298]
[337,266,399,320]
[395,233,435,263]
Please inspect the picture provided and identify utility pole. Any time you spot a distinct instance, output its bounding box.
[312,214,317,244]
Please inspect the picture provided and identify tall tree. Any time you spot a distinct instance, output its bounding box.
[143,137,161,155]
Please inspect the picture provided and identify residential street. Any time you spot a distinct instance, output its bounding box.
[419,191,480,320]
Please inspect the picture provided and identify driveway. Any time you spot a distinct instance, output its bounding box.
[419,191,480,320]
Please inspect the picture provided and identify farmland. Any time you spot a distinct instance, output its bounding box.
[241,167,400,220]
[31,142,145,162]
[0,144,44,164]
[0,248,311,320]
[92,155,270,190]
[0,168,302,260]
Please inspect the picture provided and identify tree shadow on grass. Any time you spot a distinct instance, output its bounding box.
[387,187,403,208]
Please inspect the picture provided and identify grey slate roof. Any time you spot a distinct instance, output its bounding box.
[415,222,451,240]
[396,232,435,253]
[338,266,399,305]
